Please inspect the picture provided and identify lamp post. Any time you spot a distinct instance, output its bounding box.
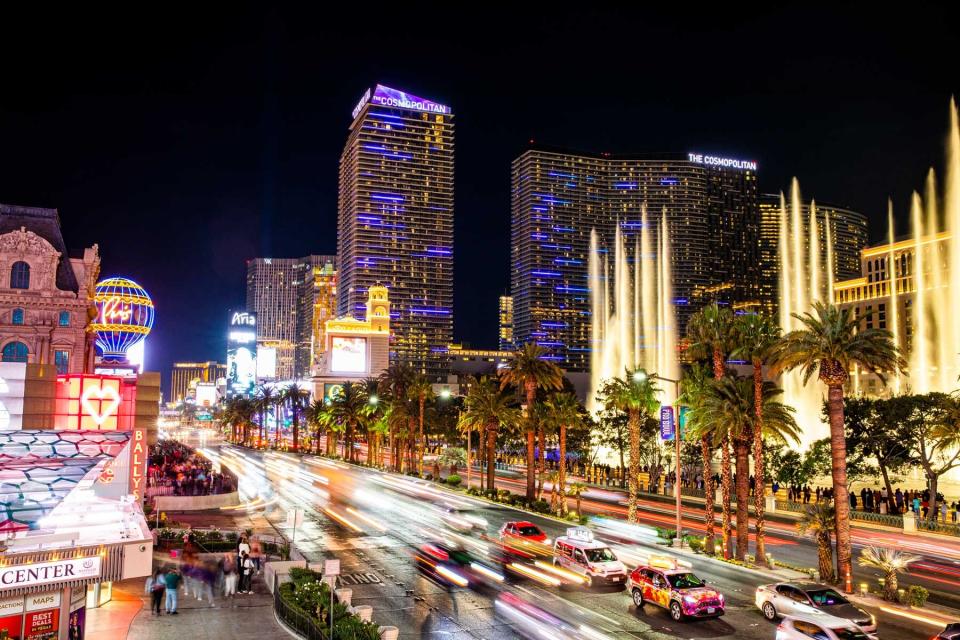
[635,371,683,548]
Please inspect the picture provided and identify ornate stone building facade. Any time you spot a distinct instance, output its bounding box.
[0,204,100,373]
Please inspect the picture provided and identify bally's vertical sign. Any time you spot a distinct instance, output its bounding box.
[129,426,147,501]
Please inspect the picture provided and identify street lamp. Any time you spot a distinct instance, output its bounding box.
[440,388,452,400]
[369,395,378,406]
[640,371,683,549]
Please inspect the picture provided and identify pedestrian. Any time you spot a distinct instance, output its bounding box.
[223,554,238,598]
[164,567,182,615]
[146,569,165,616]
[913,496,920,514]
[200,562,216,607]
[240,551,254,594]
[251,536,263,575]
[942,502,949,523]
[849,491,857,510]
[803,486,811,504]
[239,534,251,559]
[815,487,822,503]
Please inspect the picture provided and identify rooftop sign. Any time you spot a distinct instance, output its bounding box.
[688,152,757,171]
[354,85,451,118]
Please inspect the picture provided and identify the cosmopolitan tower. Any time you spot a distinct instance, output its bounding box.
[337,85,454,380]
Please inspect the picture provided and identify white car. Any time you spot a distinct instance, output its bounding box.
[776,613,878,640]
[756,582,876,633]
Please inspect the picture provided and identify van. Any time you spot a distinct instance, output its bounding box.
[552,526,627,589]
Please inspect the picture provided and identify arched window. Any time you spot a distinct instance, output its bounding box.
[9,262,30,290]
[2,342,28,363]
[12,309,23,325]
[58,310,70,327]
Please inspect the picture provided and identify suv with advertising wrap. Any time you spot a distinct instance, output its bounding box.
[552,527,627,589]
[628,556,725,622]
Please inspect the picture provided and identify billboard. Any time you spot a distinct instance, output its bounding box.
[195,382,217,408]
[330,337,367,373]
[256,346,276,380]
[227,311,257,398]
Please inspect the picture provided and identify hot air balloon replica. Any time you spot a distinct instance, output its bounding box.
[89,277,155,363]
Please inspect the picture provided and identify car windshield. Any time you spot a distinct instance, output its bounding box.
[667,572,705,589]
[808,588,849,606]
[518,526,542,536]
[585,547,617,562]
[830,628,869,640]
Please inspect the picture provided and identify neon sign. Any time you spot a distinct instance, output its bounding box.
[230,311,256,327]
[130,426,146,500]
[352,88,371,119]
[101,297,132,322]
[369,85,450,115]
[687,153,757,171]
[80,383,121,426]
[54,374,135,431]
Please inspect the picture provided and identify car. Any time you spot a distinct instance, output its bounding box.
[775,613,878,640]
[439,505,488,532]
[500,521,550,545]
[553,526,627,589]
[628,556,724,622]
[413,542,472,587]
[933,623,960,639]
[755,582,876,633]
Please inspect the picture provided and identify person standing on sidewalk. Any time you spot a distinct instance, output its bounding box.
[250,536,263,575]
[164,567,182,615]
[239,552,254,594]
[146,569,166,616]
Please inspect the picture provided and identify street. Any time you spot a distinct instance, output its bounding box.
[205,443,947,640]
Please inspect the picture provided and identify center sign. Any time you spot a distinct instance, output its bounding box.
[0,557,101,590]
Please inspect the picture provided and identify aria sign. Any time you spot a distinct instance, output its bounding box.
[687,153,757,172]
[230,312,256,327]
[0,557,102,590]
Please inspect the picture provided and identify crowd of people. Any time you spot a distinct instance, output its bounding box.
[145,534,264,615]
[147,441,235,496]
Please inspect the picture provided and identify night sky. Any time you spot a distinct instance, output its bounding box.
[1,5,958,396]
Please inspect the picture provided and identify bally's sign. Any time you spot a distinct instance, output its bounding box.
[0,557,102,590]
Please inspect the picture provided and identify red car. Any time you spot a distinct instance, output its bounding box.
[499,521,550,545]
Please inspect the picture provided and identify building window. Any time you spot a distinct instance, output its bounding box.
[11,308,23,325]
[54,350,69,374]
[2,342,28,363]
[58,310,70,327]
[10,261,30,290]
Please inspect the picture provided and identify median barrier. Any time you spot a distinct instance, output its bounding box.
[154,490,240,511]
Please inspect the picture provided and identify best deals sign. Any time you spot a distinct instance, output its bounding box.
[54,375,136,431]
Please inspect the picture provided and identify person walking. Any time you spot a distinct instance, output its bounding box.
[164,567,182,615]
[146,569,165,616]
[223,553,238,598]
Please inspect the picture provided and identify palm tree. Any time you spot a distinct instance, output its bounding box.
[686,303,735,556]
[692,375,799,562]
[797,502,837,584]
[328,382,369,463]
[731,313,781,567]
[772,302,904,590]
[567,482,588,519]
[281,384,311,451]
[379,363,416,471]
[304,399,327,455]
[858,547,920,602]
[462,376,521,496]
[254,386,277,448]
[408,374,435,476]
[499,343,564,501]
[598,369,660,523]
[543,392,582,516]
[680,362,717,554]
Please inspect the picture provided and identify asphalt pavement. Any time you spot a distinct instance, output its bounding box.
[209,445,946,640]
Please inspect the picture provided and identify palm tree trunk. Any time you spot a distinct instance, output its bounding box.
[884,571,898,602]
[753,364,769,568]
[702,436,716,555]
[525,382,536,501]
[558,422,567,515]
[735,438,751,561]
[259,410,265,448]
[628,411,641,522]
[712,348,725,380]
[486,425,497,496]
[818,532,835,583]
[418,396,425,476]
[537,424,546,501]
[928,474,940,523]
[721,437,733,559]
[827,383,853,592]
[292,404,299,451]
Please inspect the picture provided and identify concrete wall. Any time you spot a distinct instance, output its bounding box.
[154,490,240,512]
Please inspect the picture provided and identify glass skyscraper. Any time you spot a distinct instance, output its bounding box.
[337,85,454,380]
[511,147,759,371]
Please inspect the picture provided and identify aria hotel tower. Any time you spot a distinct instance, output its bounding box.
[337,85,454,379]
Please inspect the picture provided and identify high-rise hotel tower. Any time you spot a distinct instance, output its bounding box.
[511,147,760,371]
[337,85,454,380]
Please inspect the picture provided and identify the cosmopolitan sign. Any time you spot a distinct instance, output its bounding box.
[688,153,757,171]
[369,85,450,115]
[0,557,101,589]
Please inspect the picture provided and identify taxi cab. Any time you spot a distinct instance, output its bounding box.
[552,526,627,589]
[628,556,725,622]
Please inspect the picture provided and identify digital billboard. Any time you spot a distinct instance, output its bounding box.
[54,375,136,431]
[330,337,367,373]
[195,382,217,408]
[227,311,257,399]
[256,346,276,380]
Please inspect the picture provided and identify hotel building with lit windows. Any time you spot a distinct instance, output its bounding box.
[510,148,759,371]
[759,194,867,315]
[498,295,514,352]
[337,85,454,380]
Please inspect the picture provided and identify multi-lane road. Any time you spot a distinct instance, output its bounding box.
[199,442,954,640]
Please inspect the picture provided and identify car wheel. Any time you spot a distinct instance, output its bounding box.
[584,574,593,589]
[631,588,644,608]
[670,601,684,622]
[762,602,777,621]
